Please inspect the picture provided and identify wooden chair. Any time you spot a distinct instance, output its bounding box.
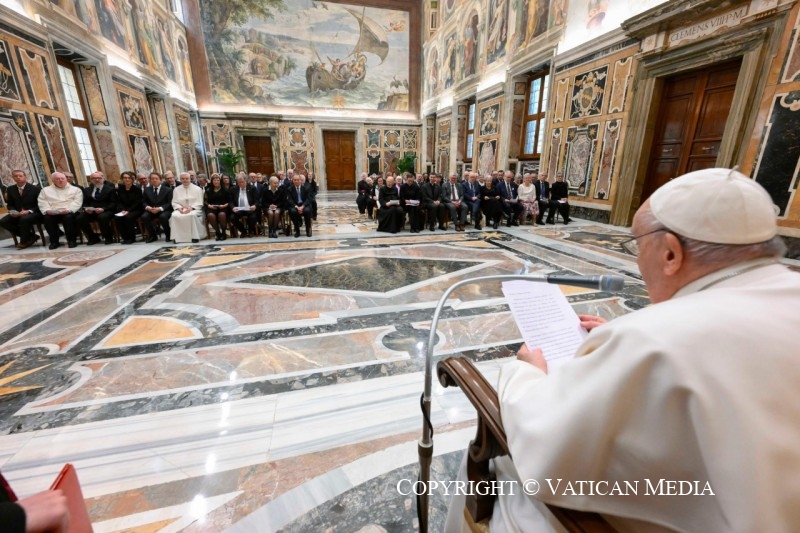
[436,356,616,533]
[10,222,47,248]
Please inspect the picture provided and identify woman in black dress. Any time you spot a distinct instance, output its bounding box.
[205,174,230,240]
[260,176,286,238]
[377,176,404,233]
[115,171,143,244]
[221,174,232,190]
[480,175,503,229]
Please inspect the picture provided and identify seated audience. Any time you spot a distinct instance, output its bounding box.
[499,170,524,226]
[480,175,502,229]
[286,174,315,238]
[38,171,83,249]
[229,175,258,237]
[547,171,571,224]
[535,172,550,225]
[260,175,286,239]
[114,171,142,244]
[356,172,370,216]
[377,175,404,234]
[446,168,800,532]
[170,172,206,243]
[462,172,482,230]
[141,172,173,243]
[77,171,116,245]
[204,174,230,241]
[518,173,538,225]
[0,169,42,249]
[400,172,424,233]
[443,173,468,231]
[422,174,445,231]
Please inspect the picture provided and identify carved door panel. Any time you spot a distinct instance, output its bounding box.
[323,131,356,190]
[641,59,741,203]
[243,136,274,176]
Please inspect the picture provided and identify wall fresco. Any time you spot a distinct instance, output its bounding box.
[198,0,410,111]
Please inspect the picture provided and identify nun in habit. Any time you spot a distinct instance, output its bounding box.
[170,172,206,243]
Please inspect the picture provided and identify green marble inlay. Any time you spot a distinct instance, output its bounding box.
[247,257,480,292]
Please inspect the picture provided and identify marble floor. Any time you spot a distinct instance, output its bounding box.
[2,192,790,532]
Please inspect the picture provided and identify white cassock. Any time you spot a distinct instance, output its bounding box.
[170,183,206,242]
[446,259,800,532]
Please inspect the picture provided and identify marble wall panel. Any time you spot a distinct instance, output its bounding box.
[195,145,207,175]
[455,116,465,160]
[94,129,121,179]
[438,146,450,175]
[78,65,108,126]
[16,47,57,110]
[290,150,310,173]
[477,139,496,176]
[508,99,525,157]
[383,150,400,174]
[210,122,233,149]
[564,123,599,195]
[36,114,74,174]
[279,123,315,174]
[552,78,570,123]
[426,119,435,162]
[752,91,800,216]
[569,65,608,119]
[174,106,192,143]
[607,57,632,114]
[363,127,420,174]
[129,134,155,175]
[478,103,500,137]
[403,129,417,150]
[594,119,620,200]
[0,113,36,187]
[0,40,22,103]
[161,140,176,172]
[118,89,147,131]
[782,21,800,83]
[546,128,562,179]
[437,118,451,146]
[151,97,170,141]
[181,144,194,172]
[384,130,401,149]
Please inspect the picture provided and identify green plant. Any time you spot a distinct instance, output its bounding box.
[397,153,417,174]
[215,147,246,175]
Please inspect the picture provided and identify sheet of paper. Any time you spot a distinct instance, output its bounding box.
[501,280,587,371]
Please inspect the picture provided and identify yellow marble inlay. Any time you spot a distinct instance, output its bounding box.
[103,317,199,347]
[0,361,50,397]
[193,254,253,268]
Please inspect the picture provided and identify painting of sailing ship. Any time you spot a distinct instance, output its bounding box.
[198,0,410,111]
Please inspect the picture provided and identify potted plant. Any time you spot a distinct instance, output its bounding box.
[215,147,245,175]
[397,153,417,174]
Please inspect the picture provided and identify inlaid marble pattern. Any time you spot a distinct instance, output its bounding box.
[0,195,674,532]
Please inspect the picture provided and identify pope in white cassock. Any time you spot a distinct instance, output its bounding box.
[445,168,800,532]
[169,172,206,243]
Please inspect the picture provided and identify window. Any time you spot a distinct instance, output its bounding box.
[465,100,475,161]
[170,0,185,24]
[522,71,550,158]
[57,61,99,178]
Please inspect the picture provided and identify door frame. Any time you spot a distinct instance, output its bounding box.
[235,129,279,175]
[318,126,361,191]
[613,9,791,226]
[242,134,276,176]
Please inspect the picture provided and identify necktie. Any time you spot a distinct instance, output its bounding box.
[155,187,159,197]
[453,185,459,202]
[93,188,100,200]
[297,187,302,203]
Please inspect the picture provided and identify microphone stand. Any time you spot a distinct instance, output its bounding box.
[416,274,623,533]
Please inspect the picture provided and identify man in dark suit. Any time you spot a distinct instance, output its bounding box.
[77,171,116,245]
[230,174,259,237]
[400,172,424,233]
[141,172,173,243]
[0,169,42,249]
[534,172,550,225]
[286,174,315,237]
[462,172,482,230]
[356,172,370,215]
[547,171,572,224]
[499,171,524,226]
[421,174,445,231]
[442,173,468,231]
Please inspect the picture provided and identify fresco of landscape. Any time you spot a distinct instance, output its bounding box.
[198,0,411,111]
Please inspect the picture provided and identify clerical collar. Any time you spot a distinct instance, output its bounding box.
[674,257,780,298]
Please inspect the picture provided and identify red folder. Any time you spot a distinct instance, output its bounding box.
[49,464,94,533]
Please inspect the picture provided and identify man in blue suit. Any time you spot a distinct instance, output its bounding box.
[462,172,482,230]
[498,171,523,226]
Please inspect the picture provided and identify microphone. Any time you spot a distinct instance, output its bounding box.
[545,274,624,291]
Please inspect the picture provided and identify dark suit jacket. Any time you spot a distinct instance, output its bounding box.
[285,183,314,209]
[229,185,258,210]
[83,183,116,211]
[498,180,518,201]
[421,182,442,204]
[462,181,480,202]
[116,185,143,212]
[142,185,173,212]
[442,182,465,204]
[357,179,370,196]
[535,180,550,201]
[551,181,569,202]
[260,187,286,210]
[5,183,41,212]
[400,182,422,203]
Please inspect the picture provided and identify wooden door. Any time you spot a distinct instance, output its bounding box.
[641,58,742,203]
[323,131,356,190]
[243,136,275,175]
